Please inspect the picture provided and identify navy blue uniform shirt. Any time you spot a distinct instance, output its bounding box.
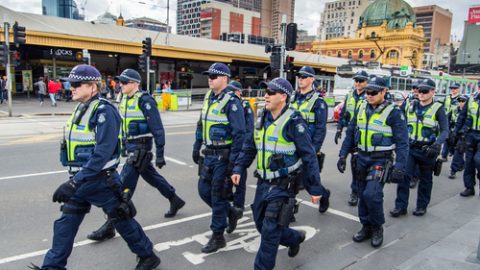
[73,97,121,185]
[292,91,327,152]
[193,89,246,163]
[339,101,409,171]
[136,92,166,157]
[233,106,322,196]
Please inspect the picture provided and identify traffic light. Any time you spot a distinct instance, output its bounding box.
[13,51,21,67]
[285,23,297,51]
[142,37,152,57]
[285,55,295,71]
[138,54,147,72]
[13,22,26,46]
[0,44,7,66]
[269,45,282,71]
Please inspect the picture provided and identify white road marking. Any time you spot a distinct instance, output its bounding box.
[164,156,188,166]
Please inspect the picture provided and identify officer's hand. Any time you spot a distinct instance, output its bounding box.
[155,156,166,169]
[424,144,441,158]
[311,195,321,204]
[52,180,78,203]
[192,150,200,164]
[334,130,342,145]
[337,157,346,173]
[390,168,405,184]
[231,174,241,186]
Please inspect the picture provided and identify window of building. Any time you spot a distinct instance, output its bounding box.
[387,50,399,59]
[351,19,354,24]
[348,50,353,59]
[359,50,364,59]
[370,50,376,59]
[337,51,342,57]
[351,12,355,16]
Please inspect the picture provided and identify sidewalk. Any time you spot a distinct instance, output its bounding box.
[0,94,202,118]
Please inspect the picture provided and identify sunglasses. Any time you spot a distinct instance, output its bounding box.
[366,90,380,96]
[418,89,432,94]
[208,74,219,80]
[354,79,366,83]
[119,80,132,85]
[458,100,466,103]
[266,89,279,96]
[297,75,310,79]
[71,82,87,88]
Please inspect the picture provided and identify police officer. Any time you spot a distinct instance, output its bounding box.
[391,78,448,217]
[291,66,330,213]
[338,76,408,248]
[86,69,185,241]
[224,80,254,226]
[454,87,480,197]
[335,70,368,206]
[401,80,421,189]
[192,63,246,253]
[31,65,160,270]
[232,77,322,270]
[440,83,461,161]
[448,94,467,179]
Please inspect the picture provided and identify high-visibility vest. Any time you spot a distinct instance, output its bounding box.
[356,102,396,152]
[201,90,234,146]
[119,91,152,140]
[406,102,442,142]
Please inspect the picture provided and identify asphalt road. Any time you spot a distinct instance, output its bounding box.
[0,113,479,270]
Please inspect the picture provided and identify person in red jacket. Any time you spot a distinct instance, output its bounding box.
[47,78,61,106]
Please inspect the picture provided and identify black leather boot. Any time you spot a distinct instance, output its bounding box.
[201,233,226,253]
[288,230,306,257]
[226,206,243,233]
[370,225,383,248]
[352,225,372,242]
[348,192,358,206]
[164,194,186,218]
[87,219,115,241]
[135,254,161,270]
[319,189,330,213]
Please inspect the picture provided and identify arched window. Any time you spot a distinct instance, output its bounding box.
[327,51,332,56]
[370,50,376,59]
[387,50,399,59]
[358,50,364,59]
[348,50,353,59]
[371,31,376,38]
[337,51,342,57]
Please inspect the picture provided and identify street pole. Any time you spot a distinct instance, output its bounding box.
[4,22,12,117]
[146,55,150,94]
[279,14,287,79]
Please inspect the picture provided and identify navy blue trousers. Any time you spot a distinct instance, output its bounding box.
[252,180,303,270]
[42,172,153,269]
[463,131,480,189]
[198,155,229,233]
[121,162,175,199]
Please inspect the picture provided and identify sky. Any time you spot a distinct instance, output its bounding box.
[0,0,473,41]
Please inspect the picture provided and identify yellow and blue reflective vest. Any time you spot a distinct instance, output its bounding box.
[344,90,365,122]
[201,90,234,146]
[255,108,302,180]
[119,91,152,140]
[356,102,396,152]
[65,99,120,169]
[291,91,321,124]
[467,97,480,131]
[406,101,442,142]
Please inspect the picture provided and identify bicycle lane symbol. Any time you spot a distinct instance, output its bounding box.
[153,215,318,265]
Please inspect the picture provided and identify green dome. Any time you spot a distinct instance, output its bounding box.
[359,0,416,30]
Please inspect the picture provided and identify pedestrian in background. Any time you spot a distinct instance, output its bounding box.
[47,78,59,106]
[0,75,7,104]
[34,77,47,105]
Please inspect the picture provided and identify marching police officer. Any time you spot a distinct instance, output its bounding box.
[454,87,480,197]
[440,83,461,161]
[335,70,368,206]
[448,94,467,179]
[31,65,160,270]
[192,63,246,253]
[391,78,448,217]
[224,80,254,225]
[232,77,322,270]
[87,69,185,241]
[338,76,408,248]
[291,66,330,213]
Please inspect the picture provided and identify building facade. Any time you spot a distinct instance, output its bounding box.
[414,5,452,54]
[318,0,374,41]
[456,20,480,65]
[260,0,295,41]
[312,0,424,68]
[177,0,208,37]
[42,0,83,20]
[200,1,261,40]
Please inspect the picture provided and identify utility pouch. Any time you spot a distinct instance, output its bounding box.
[351,153,358,174]
[381,160,393,184]
[121,137,128,157]
[278,198,295,227]
[138,151,153,173]
[434,158,443,176]
[116,200,137,219]
[198,156,205,176]
[317,152,325,173]
[60,140,68,166]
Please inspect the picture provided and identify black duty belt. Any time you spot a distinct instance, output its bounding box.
[84,169,116,181]
[410,141,432,149]
[359,150,393,159]
[127,137,152,144]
